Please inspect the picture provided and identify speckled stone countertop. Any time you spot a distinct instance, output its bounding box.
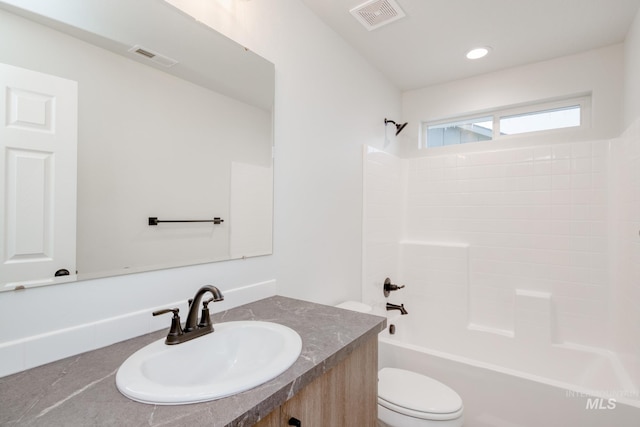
[0,296,385,426]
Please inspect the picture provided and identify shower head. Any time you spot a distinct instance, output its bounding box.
[385,118,408,136]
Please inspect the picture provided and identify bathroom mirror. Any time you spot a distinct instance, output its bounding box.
[0,0,275,290]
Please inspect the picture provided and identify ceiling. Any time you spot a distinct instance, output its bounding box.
[300,0,640,91]
[0,0,274,110]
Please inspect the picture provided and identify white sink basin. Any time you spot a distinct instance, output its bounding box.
[116,321,302,405]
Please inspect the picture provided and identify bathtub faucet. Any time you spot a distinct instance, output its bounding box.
[386,302,408,315]
[383,277,405,297]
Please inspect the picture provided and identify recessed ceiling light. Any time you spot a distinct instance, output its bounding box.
[466,47,491,60]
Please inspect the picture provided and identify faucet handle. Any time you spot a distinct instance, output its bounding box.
[152,308,179,317]
[383,277,405,297]
[152,308,184,344]
[198,298,215,328]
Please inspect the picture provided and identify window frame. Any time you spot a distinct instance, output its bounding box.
[421,95,591,149]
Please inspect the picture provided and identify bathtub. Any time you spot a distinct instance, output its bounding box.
[377,313,640,427]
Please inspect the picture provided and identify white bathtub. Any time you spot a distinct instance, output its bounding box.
[377,313,640,427]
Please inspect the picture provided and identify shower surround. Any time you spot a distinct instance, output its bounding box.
[363,120,640,421]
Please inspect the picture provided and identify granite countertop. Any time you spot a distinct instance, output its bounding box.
[0,295,385,426]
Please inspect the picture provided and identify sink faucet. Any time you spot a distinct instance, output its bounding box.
[386,302,408,315]
[153,285,224,345]
[184,285,224,332]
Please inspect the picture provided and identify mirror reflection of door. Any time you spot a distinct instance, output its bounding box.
[0,63,77,286]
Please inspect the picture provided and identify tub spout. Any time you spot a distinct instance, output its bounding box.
[386,302,408,315]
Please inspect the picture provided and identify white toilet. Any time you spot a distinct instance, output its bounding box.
[378,367,463,427]
[335,301,464,427]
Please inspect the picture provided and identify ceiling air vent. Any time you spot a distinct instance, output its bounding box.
[128,45,178,68]
[350,0,406,31]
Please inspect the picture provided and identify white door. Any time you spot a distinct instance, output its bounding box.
[0,63,78,288]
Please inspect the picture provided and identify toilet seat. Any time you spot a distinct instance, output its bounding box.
[378,368,463,421]
[334,301,372,313]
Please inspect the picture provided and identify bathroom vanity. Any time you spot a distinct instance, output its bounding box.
[0,296,385,426]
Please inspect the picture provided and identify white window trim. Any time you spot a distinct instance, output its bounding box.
[421,94,592,149]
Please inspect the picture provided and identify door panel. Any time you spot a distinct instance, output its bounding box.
[0,63,77,287]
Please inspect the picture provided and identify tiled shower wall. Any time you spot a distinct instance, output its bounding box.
[362,147,403,305]
[404,140,610,347]
[610,118,640,384]
[364,139,613,350]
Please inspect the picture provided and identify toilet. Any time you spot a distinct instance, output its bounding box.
[378,367,463,427]
[335,301,464,427]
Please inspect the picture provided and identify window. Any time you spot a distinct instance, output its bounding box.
[422,96,589,149]
[426,116,492,147]
[499,105,580,135]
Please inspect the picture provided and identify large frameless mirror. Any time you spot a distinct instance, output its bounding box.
[0,0,275,291]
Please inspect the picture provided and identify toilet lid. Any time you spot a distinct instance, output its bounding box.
[335,301,372,313]
[378,368,463,420]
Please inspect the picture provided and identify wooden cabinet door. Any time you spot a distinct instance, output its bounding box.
[254,408,281,427]
[281,335,378,427]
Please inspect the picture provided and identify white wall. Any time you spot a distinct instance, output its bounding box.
[612,5,640,388]
[624,9,640,128]
[401,141,609,347]
[610,116,640,389]
[362,147,404,310]
[166,0,402,304]
[401,45,624,157]
[0,0,401,376]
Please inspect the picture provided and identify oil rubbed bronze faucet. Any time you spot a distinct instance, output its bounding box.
[386,302,408,315]
[153,285,224,345]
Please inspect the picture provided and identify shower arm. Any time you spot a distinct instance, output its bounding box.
[384,118,408,136]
